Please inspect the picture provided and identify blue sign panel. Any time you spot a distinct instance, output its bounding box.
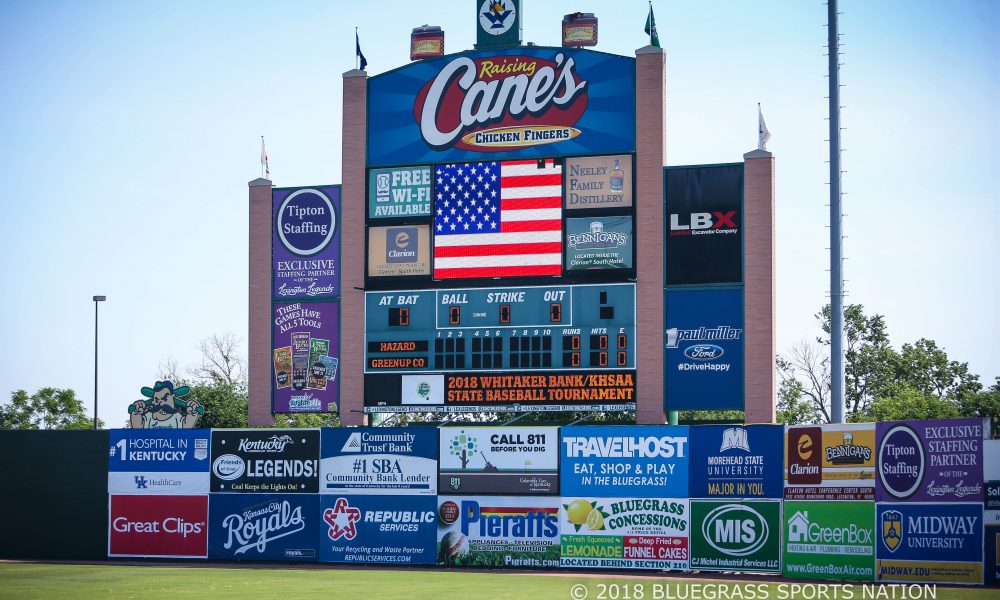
[367,47,635,166]
[208,494,320,561]
[664,288,744,410]
[320,428,438,495]
[987,525,1000,586]
[560,425,689,498]
[689,425,783,499]
[319,495,438,564]
[875,502,984,584]
[108,429,211,495]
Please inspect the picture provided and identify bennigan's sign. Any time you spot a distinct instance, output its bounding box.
[367,47,635,166]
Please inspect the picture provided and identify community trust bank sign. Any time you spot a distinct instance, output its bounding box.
[272,186,341,300]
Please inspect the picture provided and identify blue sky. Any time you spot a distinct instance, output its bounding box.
[0,1,997,426]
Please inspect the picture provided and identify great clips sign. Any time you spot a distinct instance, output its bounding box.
[367,48,635,166]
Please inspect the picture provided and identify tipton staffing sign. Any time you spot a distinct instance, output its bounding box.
[366,47,636,166]
[272,186,341,299]
[876,418,985,502]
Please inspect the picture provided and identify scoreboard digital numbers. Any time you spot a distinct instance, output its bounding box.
[364,283,636,413]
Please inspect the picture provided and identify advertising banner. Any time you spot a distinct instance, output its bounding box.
[437,496,561,567]
[987,526,1000,586]
[368,225,431,277]
[689,500,781,573]
[210,429,319,493]
[664,288,743,411]
[272,186,340,299]
[108,429,210,495]
[689,425,783,499]
[320,495,438,565]
[664,164,742,285]
[438,426,558,495]
[565,154,633,209]
[782,500,875,582]
[208,494,319,561]
[109,494,208,558]
[367,47,636,166]
[320,428,437,495]
[560,425,689,498]
[988,481,1000,526]
[368,166,432,219]
[565,217,633,271]
[272,302,339,414]
[875,502,983,584]
[559,497,689,570]
[876,418,985,502]
[785,423,876,501]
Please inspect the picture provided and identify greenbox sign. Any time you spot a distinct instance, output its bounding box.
[690,500,780,573]
[783,501,875,582]
[368,166,432,218]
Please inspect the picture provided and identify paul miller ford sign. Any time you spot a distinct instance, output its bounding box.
[367,48,635,166]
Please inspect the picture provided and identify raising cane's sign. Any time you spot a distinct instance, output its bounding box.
[368,47,635,166]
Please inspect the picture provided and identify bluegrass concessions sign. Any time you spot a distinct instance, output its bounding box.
[320,428,437,495]
[108,429,210,495]
[210,429,319,493]
[439,426,558,495]
[876,418,985,502]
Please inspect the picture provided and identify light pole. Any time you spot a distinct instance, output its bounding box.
[93,295,106,429]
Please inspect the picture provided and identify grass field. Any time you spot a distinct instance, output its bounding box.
[0,563,996,600]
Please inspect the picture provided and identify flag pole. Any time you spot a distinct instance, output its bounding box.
[260,136,264,179]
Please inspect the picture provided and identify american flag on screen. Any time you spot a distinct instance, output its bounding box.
[433,159,563,279]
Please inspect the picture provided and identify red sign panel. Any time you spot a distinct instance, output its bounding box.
[109,495,208,558]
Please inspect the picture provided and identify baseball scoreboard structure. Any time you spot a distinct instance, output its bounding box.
[246,1,776,426]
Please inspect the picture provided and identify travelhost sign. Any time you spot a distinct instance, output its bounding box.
[367,47,635,166]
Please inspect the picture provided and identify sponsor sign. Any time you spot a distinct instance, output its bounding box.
[367,47,635,166]
[664,164,742,285]
[782,500,875,582]
[876,502,983,584]
[988,481,1000,526]
[108,429,210,495]
[986,525,1000,586]
[565,217,633,270]
[320,428,437,495]
[565,155,632,209]
[689,500,781,573]
[272,186,340,299]
[438,496,560,568]
[272,302,339,414]
[208,495,319,561]
[664,288,743,411]
[368,166,432,219]
[876,418,985,502]
[689,425,783,499]
[439,426,558,495]
[109,494,208,558]
[560,497,689,570]
[368,225,431,277]
[560,426,689,498]
[784,423,876,500]
[210,429,319,493]
[321,495,438,565]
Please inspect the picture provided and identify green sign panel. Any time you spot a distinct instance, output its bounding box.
[475,0,521,49]
[783,501,875,582]
[690,500,780,573]
[368,166,432,218]
[565,217,633,270]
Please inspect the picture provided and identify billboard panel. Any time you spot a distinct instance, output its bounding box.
[368,225,432,277]
[560,425,689,498]
[108,429,210,495]
[664,288,744,411]
[320,495,438,565]
[782,500,875,582]
[272,302,339,414]
[438,426,558,495]
[367,47,636,166]
[210,429,319,493]
[565,154,633,210]
[565,216,633,271]
[689,500,781,573]
[664,164,742,285]
[784,423,876,501]
[875,502,983,584]
[689,425,784,499]
[108,494,208,558]
[320,428,437,495]
[368,166,432,219]
[437,496,560,567]
[987,525,1000,586]
[876,418,985,502]
[272,186,340,299]
[208,494,319,561]
[559,497,689,570]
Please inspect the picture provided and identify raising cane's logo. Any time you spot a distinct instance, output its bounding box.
[414,54,588,152]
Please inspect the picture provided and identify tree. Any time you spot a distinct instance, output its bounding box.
[0,388,104,430]
[849,385,961,422]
